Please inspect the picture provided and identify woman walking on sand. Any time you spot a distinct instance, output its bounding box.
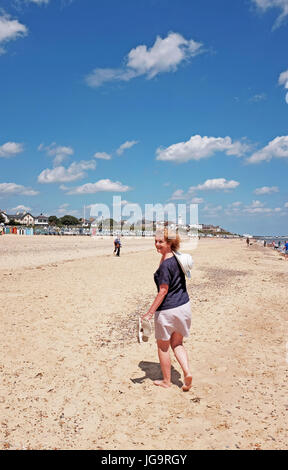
[141,229,192,391]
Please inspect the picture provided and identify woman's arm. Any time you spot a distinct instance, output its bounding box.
[141,284,169,321]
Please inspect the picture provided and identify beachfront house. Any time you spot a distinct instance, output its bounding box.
[34,214,49,226]
[0,211,9,224]
[189,224,203,231]
[7,212,35,226]
[79,218,91,227]
[4,212,48,226]
[202,224,222,233]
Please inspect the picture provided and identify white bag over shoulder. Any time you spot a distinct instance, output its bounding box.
[173,251,194,279]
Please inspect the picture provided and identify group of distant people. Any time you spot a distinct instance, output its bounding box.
[267,239,288,258]
[246,237,288,257]
[271,240,288,251]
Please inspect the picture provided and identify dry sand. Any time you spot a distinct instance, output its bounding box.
[0,235,287,450]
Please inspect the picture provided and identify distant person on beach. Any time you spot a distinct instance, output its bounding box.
[141,229,192,391]
[264,240,267,247]
[246,238,250,246]
[113,237,121,257]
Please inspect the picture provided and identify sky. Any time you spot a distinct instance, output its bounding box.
[0,0,288,235]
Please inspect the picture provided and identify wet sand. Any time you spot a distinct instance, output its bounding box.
[0,235,287,450]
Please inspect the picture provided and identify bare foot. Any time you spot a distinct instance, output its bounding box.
[153,380,171,388]
[182,374,192,392]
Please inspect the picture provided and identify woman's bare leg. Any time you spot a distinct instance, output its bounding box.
[154,339,171,388]
[170,332,192,391]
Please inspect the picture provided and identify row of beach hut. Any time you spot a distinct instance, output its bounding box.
[2,227,34,235]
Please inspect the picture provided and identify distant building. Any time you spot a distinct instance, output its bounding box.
[34,214,49,226]
[1,211,49,226]
[0,211,9,224]
[6,212,35,225]
[79,218,91,227]
[202,224,223,233]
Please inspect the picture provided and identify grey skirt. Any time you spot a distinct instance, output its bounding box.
[154,301,191,341]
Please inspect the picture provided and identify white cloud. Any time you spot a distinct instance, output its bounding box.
[170,189,204,203]
[38,143,74,166]
[116,140,139,155]
[56,203,79,217]
[251,200,265,208]
[0,14,28,54]
[67,179,132,195]
[247,136,288,163]
[57,203,68,210]
[156,135,249,163]
[244,206,276,214]
[225,202,243,216]
[110,199,137,212]
[38,160,96,183]
[226,200,284,217]
[112,199,130,206]
[170,189,185,200]
[243,199,282,214]
[224,200,283,216]
[254,186,279,194]
[279,70,288,85]
[284,202,288,208]
[203,204,222,212]
[86,68,135,88]
[279,69,288,104]
[0,141,24,158]
[189,178,240,192]
[202,204,223,217]
[0,182,38,196]
[24,0,74,6]
[252,0,288,29]
[10,204,31,212]
[191,197,204,204]
[86,32,203,87]
[26,0,50,4]
[93,152,111,160]
[127,33,202,78]
[249,93,267,102]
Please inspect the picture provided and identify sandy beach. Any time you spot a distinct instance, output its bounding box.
[0,235,287,450]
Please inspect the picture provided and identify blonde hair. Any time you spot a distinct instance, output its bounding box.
[156,228,181,251]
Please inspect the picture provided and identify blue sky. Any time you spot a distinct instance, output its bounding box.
[0,0,288,235]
